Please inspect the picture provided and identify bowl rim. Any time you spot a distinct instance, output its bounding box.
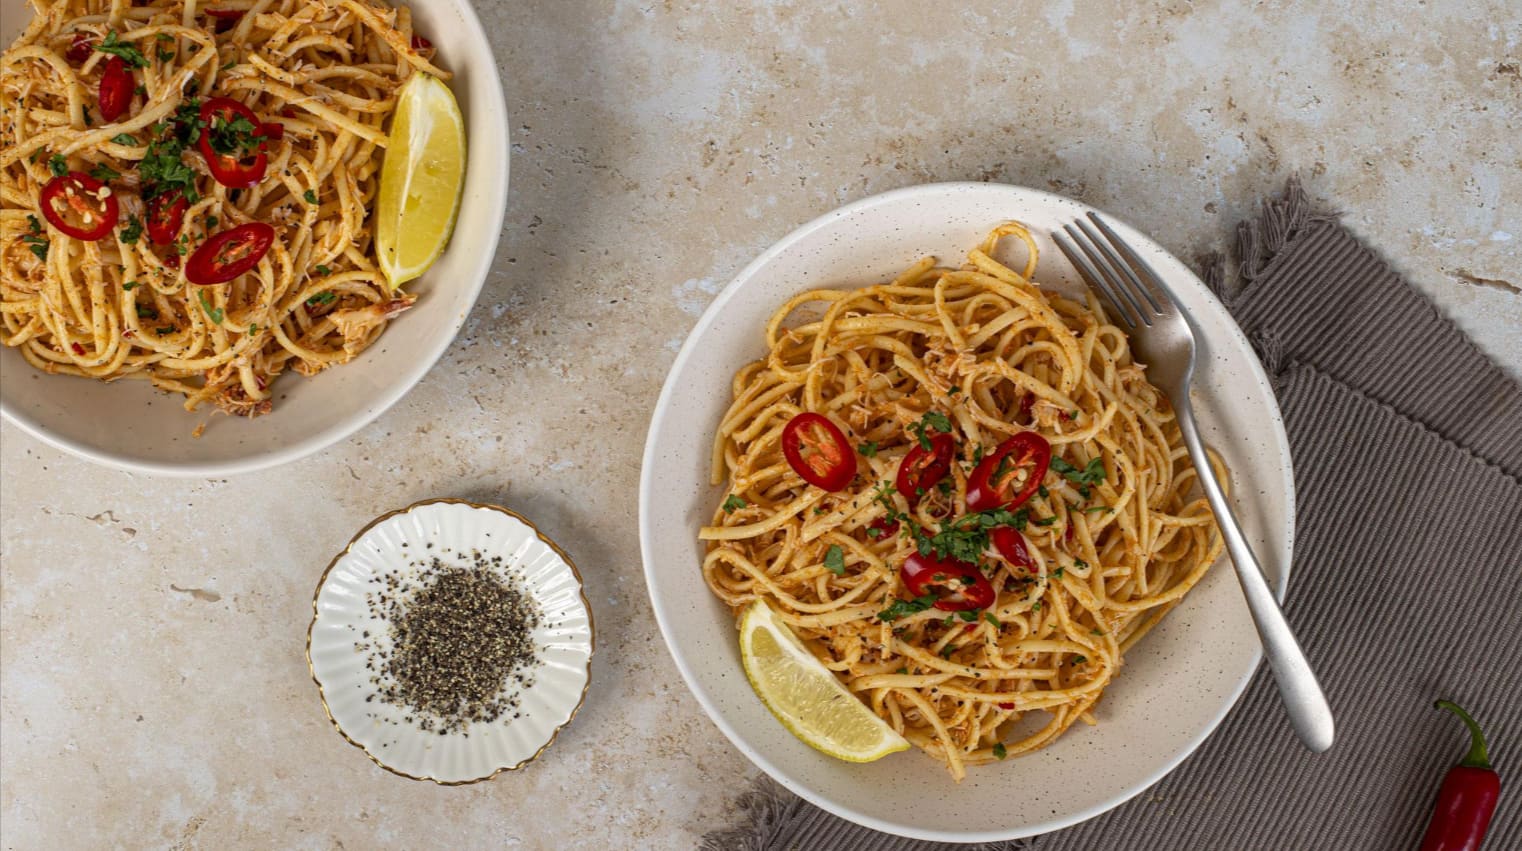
[638,180,1294,842]
[0,0,510,479]
[306,497,596,785]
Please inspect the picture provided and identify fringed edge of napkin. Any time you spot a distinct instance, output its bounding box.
[1199,175,1340,313]
[699,778,802,851]
[1198,177,1522,489]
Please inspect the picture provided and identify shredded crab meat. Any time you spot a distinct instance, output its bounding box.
[329,293,417,355]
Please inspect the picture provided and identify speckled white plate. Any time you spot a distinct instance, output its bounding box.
[0,0,508,477]
[308,499,593,784]
[639,182,1294,842]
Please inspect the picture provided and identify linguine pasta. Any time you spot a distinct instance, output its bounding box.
[0,0,448,418]
[700,223,1225,780]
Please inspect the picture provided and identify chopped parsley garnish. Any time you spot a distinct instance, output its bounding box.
[28,149,44,164]
[95,31,149,68]
[1051,456,1106,497]
[89,163,120,182]
[1031,601,1041,612]
[857,441,878,458]
[922,507,1028,562]
[721,494,746,514]
[824,545,846,576]
[21,233,48,260]
[877,594,938,622]
[48,155,69,177]
[137,99,205,206]
[910,410,953,450]
[305,290,337,307]
[198,291,224,324]
[205,216,218,227]
[895,667,909,675]
[206,113,264,157]
[136,304,158,320]
[939,644,956,659]
[220,59,237,71]
[1071,655,1087,665]
[110,133,139,146]
[158,49,175,62]
[248,324,260,335]
[1091,628,1105,636]
[947,385,961,395]
[303,189,319,204]
[1032,515,1058,527]
[314,264,331,276]
[154,325,176,336]
[992,743,1008,760]
[1082,505,1112,514]
[26,215,41,234]
[983,612,1001,628]
[1052,567,1064,579]
[122,280,139,290]
[957,610,977,622]
[119,216,143,244]
[140,138,200,203]
[1037,484,1049,498]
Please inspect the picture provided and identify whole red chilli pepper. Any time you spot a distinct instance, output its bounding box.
[1419,699,1500,851]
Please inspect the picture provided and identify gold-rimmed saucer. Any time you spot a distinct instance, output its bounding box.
[307,498,594,784]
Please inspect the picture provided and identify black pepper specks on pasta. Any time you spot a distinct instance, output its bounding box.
[358,549,543,734]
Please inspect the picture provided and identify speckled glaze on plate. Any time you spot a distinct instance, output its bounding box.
[0,0,509,477]
[639,182,1294,842]
[307,499,593,784]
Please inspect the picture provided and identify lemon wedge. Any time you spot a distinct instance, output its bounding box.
[376,72,465,289]
[739,599,910,763]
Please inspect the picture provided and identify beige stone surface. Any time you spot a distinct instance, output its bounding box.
[2,1,1518,848]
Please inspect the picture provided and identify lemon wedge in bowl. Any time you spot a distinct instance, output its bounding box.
[376,72,466,289]
[739,599,910,763]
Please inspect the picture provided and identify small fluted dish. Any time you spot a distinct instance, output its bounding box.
[307,498,593,784]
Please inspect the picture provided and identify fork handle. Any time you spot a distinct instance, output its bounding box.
[1175,398,1336,752]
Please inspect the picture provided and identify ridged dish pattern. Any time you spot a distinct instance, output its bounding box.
[308,500,593,783]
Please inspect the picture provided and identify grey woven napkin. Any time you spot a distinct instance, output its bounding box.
[705,179,1522,851]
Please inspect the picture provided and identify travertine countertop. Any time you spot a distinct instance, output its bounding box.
[3,2,1518,847]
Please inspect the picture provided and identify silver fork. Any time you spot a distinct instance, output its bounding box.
[1054,212,1335,753]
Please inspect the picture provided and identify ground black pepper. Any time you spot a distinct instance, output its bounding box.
[359,550,542,734]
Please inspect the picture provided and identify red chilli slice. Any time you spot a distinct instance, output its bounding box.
[97,56,134,122]
[66,32,95,63]
[145,192,187,245]
[185,222,275,285]
[39,172,119,241]
[197,97,269,188]
[781,412,857,492]
[896,432,955,507]
[966,431,1051,513]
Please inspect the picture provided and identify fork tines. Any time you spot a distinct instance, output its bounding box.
[1053,213,1176,329]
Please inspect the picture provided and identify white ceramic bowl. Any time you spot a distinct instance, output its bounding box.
[640,183,1295,842]
[0,0,509,477]
[308,499,594,784]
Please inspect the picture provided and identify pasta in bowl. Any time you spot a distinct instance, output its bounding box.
[0,0,506,474]
[640,182,1293,841]
[699,223,1225,781]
